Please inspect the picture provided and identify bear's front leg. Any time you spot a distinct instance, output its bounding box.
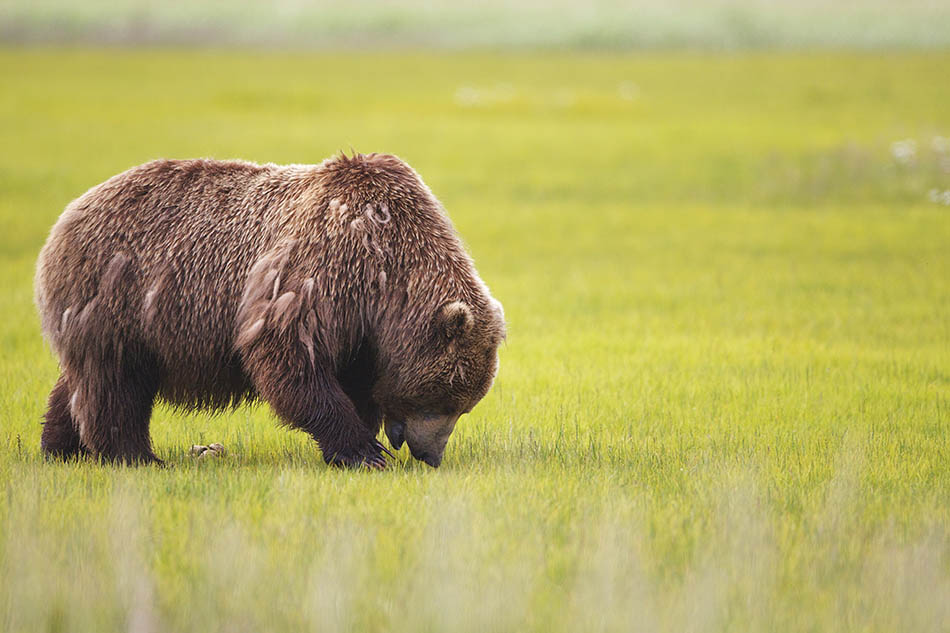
[242,342,388,469]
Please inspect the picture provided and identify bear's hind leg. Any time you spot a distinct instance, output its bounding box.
[41,373,85,459]
[70,352,162,465]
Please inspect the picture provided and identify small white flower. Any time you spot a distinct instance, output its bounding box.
[454,86,480,107]
[617,80,639,102]
[891,139,917,166]
[930,189,950,206]
[454,84,515,107]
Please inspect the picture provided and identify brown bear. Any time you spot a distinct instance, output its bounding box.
[35,153,505,468]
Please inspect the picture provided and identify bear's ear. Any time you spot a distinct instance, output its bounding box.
[490,297,507,342]
[439,301,474,341]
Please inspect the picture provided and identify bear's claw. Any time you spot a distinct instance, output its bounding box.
[375,440,396,460]
[328,440,389,470]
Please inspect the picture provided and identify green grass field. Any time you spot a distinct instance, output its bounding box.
[1,50,949,632]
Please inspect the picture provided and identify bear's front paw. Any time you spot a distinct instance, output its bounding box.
[326,439,392,470]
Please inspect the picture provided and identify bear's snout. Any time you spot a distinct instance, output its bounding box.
[411,447,443,468]
[403,413,460,468]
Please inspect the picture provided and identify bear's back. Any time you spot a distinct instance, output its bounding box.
[36,159,303,408]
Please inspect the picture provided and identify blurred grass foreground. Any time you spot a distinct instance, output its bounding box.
[1,2,950,633]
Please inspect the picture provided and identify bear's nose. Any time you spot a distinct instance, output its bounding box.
[407,442,443,468]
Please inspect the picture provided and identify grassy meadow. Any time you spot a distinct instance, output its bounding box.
[1,50,949,632]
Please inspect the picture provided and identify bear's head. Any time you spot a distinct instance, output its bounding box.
[374,298,505,467]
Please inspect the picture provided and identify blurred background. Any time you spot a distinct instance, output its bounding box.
[4,0,950,49]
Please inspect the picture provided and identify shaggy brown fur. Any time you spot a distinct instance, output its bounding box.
[35,153,505,468]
